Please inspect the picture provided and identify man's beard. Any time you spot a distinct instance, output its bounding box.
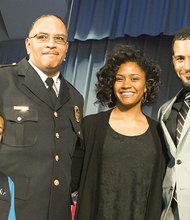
[182,80,190,90]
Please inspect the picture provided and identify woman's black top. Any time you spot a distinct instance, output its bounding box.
[97,124,156,220]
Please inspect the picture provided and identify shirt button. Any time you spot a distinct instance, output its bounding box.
[54,179,59,186]
[54,112,58,117]
[17,116,22,122]
[177,160,182,165]
[55,155,59,161]
[78,131,80,135]
[55,133,60,138]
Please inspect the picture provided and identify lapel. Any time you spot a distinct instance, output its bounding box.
[17,58,53,108]
[56,76,70,110]
[160,96,178,156]
[177,110,190,151]
[96,109,112,146]
[17,58,70,110]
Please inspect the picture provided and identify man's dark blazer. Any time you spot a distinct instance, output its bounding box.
[0,58,84,220]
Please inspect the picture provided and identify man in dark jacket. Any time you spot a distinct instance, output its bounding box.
[0,14,83,220]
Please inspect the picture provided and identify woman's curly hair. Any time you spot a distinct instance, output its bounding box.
[95,44,161,108]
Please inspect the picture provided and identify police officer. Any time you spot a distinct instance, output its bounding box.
[0,14,84,220]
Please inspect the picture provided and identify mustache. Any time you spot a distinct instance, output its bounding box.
[42,51,59,55]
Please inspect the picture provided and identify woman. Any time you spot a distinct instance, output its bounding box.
[75,45,166,220]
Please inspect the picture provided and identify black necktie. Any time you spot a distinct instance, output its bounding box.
[45,77,57,107]
[176,92,190,145]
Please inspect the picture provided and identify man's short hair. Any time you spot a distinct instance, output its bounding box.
[172,27,190,50]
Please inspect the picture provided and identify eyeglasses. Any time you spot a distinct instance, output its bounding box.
[28,33,68,45]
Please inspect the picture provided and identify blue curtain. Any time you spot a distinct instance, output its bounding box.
[68,0,190,41]
[0,0,188,118]
[0,40,26,63]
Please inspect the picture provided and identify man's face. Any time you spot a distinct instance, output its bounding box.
[173,40,190,88]
[0,116,4,142]
[25,16,68,77]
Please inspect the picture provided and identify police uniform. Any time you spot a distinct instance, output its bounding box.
[0,58,84,220]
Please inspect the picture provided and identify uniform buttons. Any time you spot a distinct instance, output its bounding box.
[17,116,22,122]
[176,160,182,165]
[78,131,80,135]
[54,179,59,186]
[55,155,59,161]
[54,112,58,117]
[55,133,60,138]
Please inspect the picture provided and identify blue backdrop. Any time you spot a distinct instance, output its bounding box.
[0,0,189,118]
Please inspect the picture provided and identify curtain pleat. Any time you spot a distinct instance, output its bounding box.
[68,0,190,41]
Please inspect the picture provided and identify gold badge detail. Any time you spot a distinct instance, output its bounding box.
[74,106,80,122]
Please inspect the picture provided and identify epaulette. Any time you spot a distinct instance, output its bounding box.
[0,63,17,68]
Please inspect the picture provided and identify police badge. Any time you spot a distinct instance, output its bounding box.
[74,106,80,122]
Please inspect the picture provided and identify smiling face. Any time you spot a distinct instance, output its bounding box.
[25,15,68,77]
[113,62,146,110]
[173,40,190,88]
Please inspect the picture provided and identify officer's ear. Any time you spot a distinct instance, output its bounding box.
[25,37,31,56]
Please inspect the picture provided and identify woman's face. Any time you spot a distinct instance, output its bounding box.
[113,62,146,109]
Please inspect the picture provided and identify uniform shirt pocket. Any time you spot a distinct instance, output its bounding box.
[3,106,38,147]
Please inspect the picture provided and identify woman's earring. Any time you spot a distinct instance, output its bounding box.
[142,92,147,104]
[109,93,112,103]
